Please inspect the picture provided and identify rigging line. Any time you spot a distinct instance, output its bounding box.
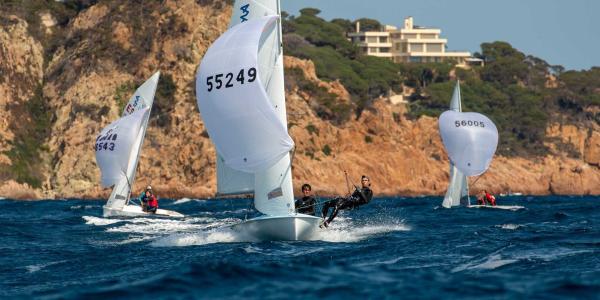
[122,170,133,205]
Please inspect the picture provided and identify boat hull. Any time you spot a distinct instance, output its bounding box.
[231,214,322,241]
[102,204,184,218]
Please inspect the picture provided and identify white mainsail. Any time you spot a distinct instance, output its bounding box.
[97,72,160,211]
[196,14,295,216]
[442,82,468,208]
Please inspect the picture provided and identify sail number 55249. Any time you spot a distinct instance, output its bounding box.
[206,67,256,92]
[455,120,485,128]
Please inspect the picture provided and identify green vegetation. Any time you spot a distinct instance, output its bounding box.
[283,9,403,114]
[152,73,177,128]
[284,9,600,156]
[305,123,319,136]
[114,81,138,112]
[322,144,332,156]
[2,85,51,188]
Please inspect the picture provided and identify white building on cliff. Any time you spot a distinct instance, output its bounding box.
[348,17,483,67]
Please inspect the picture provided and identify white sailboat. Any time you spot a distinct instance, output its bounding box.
[96,72,184,218]
[195,0,321,240]
[442,82,470,208]
[439,81,501,209]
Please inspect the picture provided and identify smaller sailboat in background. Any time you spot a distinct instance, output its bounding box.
[439,81,500,208]
[95,72,183,218]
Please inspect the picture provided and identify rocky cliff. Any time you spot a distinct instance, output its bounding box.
[1,1,599,199]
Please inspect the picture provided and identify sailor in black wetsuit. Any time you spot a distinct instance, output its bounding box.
[295,183,316,215]
[321,175,373,227]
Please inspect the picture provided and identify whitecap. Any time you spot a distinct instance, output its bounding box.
[24,260,67,273]
[497,224,522,230]
[317,218,411,243]
[150,227,256,247]
[172,198,206,205]
[82,216,124,226]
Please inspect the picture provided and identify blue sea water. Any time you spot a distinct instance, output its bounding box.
[1,195,599,299]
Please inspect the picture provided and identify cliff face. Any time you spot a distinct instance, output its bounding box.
[1,1,599,199]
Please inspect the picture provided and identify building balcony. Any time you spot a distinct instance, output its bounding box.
[355,42,393,48]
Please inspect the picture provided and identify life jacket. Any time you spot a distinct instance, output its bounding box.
[485,193,496,206]
[147,195,158,208]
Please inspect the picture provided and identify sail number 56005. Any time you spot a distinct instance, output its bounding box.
[455,120,485,128]
[206,67,257,92]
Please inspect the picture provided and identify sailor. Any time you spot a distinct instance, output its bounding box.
[484,190,497,206]
[140,185,158,213]
[295,183,316,215]
[476,191,486,205]
[321,174,373,227]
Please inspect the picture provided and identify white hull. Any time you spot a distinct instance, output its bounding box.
[231,214,321,241]
[103,204,184,218]
[468,205,524,211]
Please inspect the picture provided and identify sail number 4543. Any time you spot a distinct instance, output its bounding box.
[206,68,256,92]
[455,120,485,128]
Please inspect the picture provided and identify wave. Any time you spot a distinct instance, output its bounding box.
[151,227,257,247]
[24,260,67,273]
[317,218,411,243]
[496,223,523,230]
[70,205,96,210]
[82,216,124,226]
[172,198,206,205]
[452,254,518,272]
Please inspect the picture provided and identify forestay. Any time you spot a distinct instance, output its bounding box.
[196,16,293,173]
[95,108,149,187]
[439,110,499,176]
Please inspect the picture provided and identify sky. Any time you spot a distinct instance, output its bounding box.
[280,0,600,71]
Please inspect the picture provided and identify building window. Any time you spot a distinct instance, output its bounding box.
[421,33,436,39]
[369,47,378,53]
[367,36,378,43]
[427,44,443,53]
[380,47,390,53]
[380,37,388,43]
[410,57,422,63]
[359,36,365,42]
[391,33,401,39]
[403,33,417,39]
[411,43,424,52]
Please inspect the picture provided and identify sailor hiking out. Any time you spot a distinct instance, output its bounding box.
[321,173,373,227]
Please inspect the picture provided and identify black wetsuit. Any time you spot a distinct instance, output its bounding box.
[295,196,316,215]
[321,187,373,224]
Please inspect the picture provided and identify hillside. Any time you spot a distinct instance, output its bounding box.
[1,1,599,199]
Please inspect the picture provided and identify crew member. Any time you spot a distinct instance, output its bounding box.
[484,190,497,206]
[295,183,317,215]
[321,174,373,227]
[140,185,158,213]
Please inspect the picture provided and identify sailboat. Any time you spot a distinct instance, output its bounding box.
[195,0,321,240]
[95,72,184,218]
[441,82,470,208]
[439,81,501,209]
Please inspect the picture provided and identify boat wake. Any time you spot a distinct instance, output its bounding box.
[317,218,411,243]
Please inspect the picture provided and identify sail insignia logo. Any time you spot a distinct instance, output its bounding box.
[240,4,250,22]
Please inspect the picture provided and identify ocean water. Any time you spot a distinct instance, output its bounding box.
[1,195,599,299]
